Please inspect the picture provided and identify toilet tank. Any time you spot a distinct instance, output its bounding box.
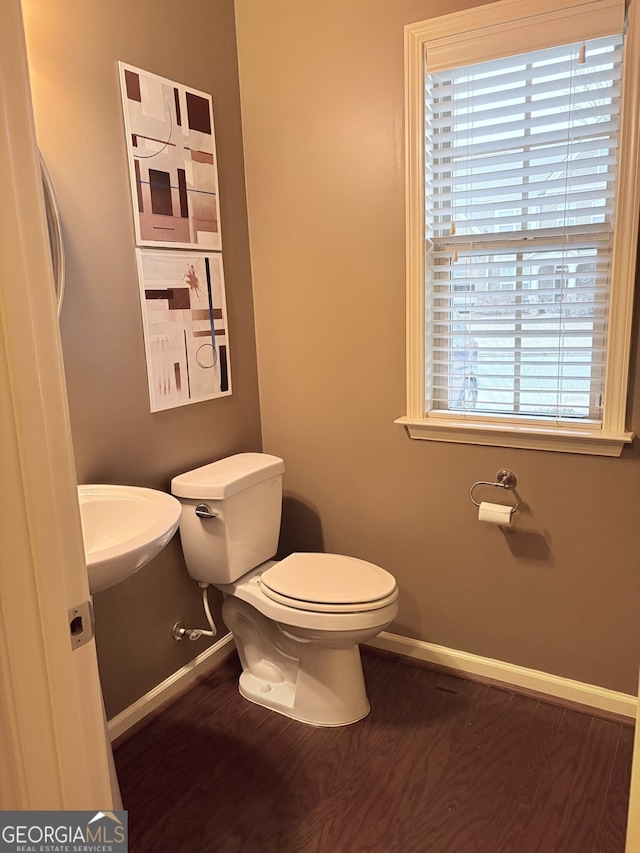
[171,453,285,584]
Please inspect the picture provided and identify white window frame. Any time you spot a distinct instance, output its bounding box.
[397,0,640,456]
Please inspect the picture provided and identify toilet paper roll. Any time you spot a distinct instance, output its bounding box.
[478,501,513,526]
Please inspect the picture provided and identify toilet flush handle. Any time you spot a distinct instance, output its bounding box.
[195,503,219,519]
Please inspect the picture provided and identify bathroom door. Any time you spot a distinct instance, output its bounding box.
[0,0,114,808]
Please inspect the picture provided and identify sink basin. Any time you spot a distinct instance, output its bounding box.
[77,484,182,593]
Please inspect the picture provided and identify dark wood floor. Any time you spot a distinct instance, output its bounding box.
[114,649,634,853]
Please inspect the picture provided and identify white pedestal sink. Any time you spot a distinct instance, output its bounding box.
[76,483,182,809]
[77,484,182,593]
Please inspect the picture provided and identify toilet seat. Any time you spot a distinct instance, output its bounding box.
[259,553,398,613]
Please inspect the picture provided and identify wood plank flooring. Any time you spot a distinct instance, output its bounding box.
[113,650,634,853]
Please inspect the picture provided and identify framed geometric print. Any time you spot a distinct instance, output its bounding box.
[119,63,222,251]
[135,249,231,411]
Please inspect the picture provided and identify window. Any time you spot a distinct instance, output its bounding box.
[398,0,640,456]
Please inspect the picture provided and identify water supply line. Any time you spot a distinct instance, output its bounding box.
[172,582,218,642]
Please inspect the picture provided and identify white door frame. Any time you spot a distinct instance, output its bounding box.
[626,686,640,850]
[0,0,114,808]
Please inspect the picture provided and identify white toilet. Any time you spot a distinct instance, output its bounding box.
[171,452,398,726]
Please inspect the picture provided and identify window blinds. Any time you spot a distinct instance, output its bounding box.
[425,34,622,420]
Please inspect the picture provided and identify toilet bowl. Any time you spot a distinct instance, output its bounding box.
[171,453,399,726]
[220,555,398,725]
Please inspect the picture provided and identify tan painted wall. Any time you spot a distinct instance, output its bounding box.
[236,0,640,695]
[23,0,261,718]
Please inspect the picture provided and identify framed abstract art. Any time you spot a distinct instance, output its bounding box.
[135,249,231,412]
[119,62,222,251]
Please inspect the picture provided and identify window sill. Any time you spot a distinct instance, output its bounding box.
[395,416,634,457]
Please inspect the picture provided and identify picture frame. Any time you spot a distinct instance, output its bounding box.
[135,248,231,411]
[119,62,222,251]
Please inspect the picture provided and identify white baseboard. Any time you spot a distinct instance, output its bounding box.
[367,631,637,721]
[107,632,236,742]
[107,630,637,742]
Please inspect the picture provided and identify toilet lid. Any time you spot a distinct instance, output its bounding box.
[259,553,397,613]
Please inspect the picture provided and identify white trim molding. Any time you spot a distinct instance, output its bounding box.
[108,633,236,742]
[626,683,640,848]
[108,630,636,740]
[367,631,637,720]
[395,416,633,456]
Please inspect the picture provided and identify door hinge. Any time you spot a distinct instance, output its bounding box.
[68,600,95,650]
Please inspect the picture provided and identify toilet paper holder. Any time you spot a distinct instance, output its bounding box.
[469,470,519,514]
